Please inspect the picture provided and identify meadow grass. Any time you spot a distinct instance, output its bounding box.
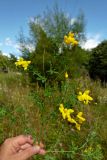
[0,72,107,160]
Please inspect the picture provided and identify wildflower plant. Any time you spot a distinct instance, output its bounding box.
[9,31,103,160]
[59,71,86,131]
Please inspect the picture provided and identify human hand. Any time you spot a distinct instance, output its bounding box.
[0,135,46,160]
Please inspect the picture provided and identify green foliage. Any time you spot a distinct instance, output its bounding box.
[43,4,71,45]
[0,52,17,71]
[43,4,85,43]
[89,40,107,82]
[8,54,17,70]
[0,72,106,160]
[81,132,104,160]
[71,11,86,42]
[0,52,9,69]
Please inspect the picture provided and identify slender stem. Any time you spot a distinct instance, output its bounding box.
[46,151,72,153]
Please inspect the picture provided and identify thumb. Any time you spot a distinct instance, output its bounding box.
[16,146,40,160]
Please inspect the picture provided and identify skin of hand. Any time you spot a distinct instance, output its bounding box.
[0,135,46,160]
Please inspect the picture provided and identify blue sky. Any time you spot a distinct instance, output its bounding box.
[0,0,107,56]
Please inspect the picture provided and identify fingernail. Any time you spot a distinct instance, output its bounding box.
[39,149,46,155]
[33,145,40,152]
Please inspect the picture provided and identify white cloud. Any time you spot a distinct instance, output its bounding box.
[0,37,21,57]
[5,37,13,46]
[81,33,102,50]
[2,52,10,57]
[70,18,77,25]
[29,16,41,25]
[4,37,20,52]
[29,17,35,23]
[19,41,35,52]
[25,44,35,52]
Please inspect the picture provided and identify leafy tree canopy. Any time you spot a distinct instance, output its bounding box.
[89,40,107,82]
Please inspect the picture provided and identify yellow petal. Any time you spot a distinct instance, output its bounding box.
[72,40,78,46]
[68,117,77,124]
[75,123,81,131]
[79,91,82,95]
[67,109,74,114]
[65,72,68,78]
[68,32,74,37]
[62,111,67,119]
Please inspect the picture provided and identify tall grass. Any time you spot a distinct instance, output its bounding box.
[0,72,107,159]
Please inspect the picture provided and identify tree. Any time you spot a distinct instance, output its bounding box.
[19,4,86,56]
[8,53,17,70]
[71,11,86,42]
[0,52,9,72]
[18,4,86,83]
[89,40,107,83]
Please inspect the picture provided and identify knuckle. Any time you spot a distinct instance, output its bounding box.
[19,135,25,139]
[4,138,11,144]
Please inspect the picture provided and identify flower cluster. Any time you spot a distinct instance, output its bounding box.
[64,32,78,46]
[59,104,85,130]
[15,57,31,70]
[77,90,93,105]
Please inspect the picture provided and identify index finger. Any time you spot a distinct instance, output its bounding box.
[13,135,34,146]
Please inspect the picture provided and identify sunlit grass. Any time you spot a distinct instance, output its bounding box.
[0,72,107,159]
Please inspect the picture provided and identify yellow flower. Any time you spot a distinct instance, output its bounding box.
[67,116,81,131]
[68,32,74,37]
[65,72,68,78]
[15,57,31,70]
[68,37,75,43]
[77,92,84,101]
[77,90,93,104]
[59,104,74,120]
[21,61,31,70]
[59,104,85,131]
[64,32,78,46]
[77,112,85,124]
[64,36,71,44]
